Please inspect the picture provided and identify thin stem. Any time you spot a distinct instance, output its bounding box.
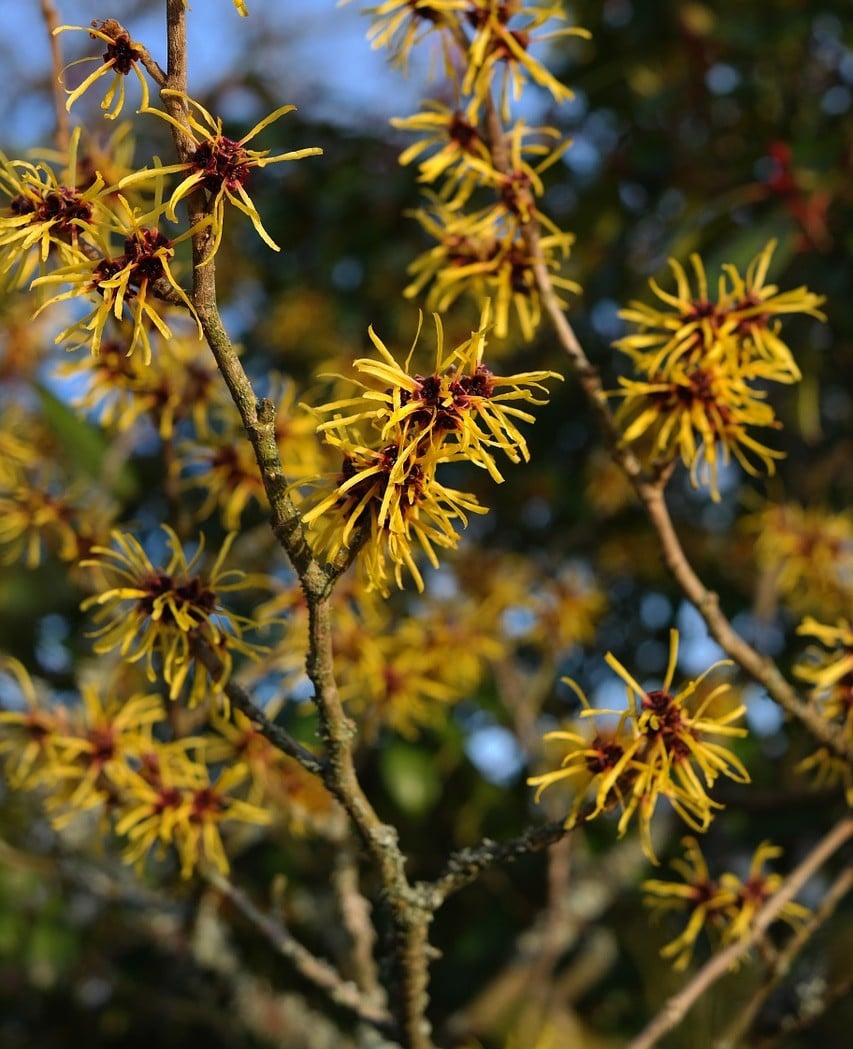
[428,819,570,905]
[193,642,326,777]
[40,0,69,152]
[306,593,437,1049]
[333,843,383,999]
[626,816,853,1049]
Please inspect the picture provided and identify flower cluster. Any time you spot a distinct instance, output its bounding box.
[80,526,276,706]
[302,306,560,592]
[0,128,108,291]
[3,22,321,362]
[353,1,586,340]
[614,242,825,499]
[643,838,809,969]
[0,659,279,878]
[528,630,749,862]
[794,618,853,804]
[33,199,199,364]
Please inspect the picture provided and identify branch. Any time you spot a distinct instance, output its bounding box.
[193,642,326,777]
[203,867,397,1037]
[305,593,437,1049]
[428,818,570,905]
[626,816,853,1049]
[39,0,69,152]
[637,482,851,759]
[333,843,383,1000]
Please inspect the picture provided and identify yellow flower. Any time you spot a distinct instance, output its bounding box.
[46,686,167,827]
[0,658,70,789]
[530,630,749,862]
[120,92,321,262]
[56,19,152,120]
[303,424,487,594]
[80,527,275,705]
[32,198,200,363]
[719,842,810,944]
[393,99,496,210]
[745,503,853,620]
[351,0,468,69]
[205,708,333,825]
[180,383,323,528]
[0,129,106,290]
[616,242,824,383]
[405,198,578,339]
[794,618,853,804]
[615,345,787,501]
[643,837,735,970]
[643,838,809,969]
[463,1,590,120]
[317,307,561,480]
[116,756,271,878]
[55,329,227,440]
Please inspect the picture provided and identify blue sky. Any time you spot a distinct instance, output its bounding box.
[0,0,432,148]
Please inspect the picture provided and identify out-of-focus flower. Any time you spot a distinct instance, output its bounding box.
[794,618,853,804]
[116,758,271,878]
[350,0,468,69]
[56,328,226,440]
[46,686,166,827]
[0,658,70,788]
[121,93,321,262]
[644,838,809,969]
[180,383,323,528]
[745,503,853,619]
[56,19,151,120]
[405,199,578,339]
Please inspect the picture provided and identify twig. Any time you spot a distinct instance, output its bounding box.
[202,867,397,1037]
[715,864,853,1049]
[193,642,326,777]
[427,819,570,904]
[40,0,69,152]
[626,816,853,1049]
[333,843,383,1000]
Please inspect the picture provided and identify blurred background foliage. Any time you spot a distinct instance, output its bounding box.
[0,1,851,1047]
